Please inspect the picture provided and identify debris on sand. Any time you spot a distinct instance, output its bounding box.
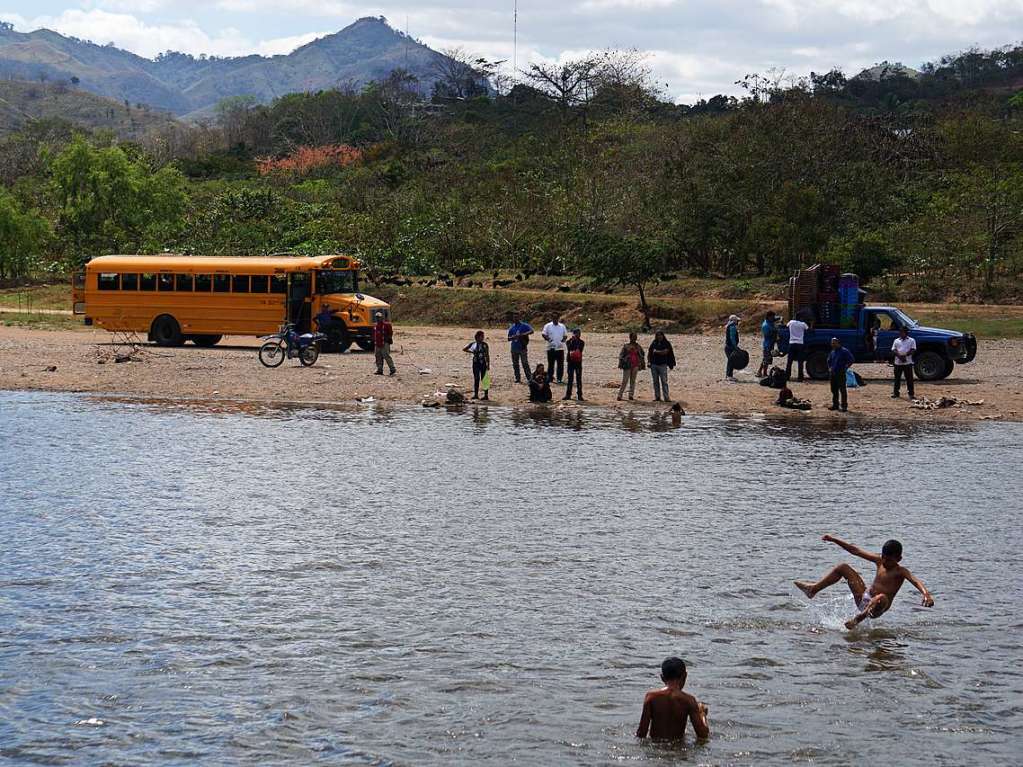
[910,396,985,411]
[45,365,57,372]
[446,388,466,405]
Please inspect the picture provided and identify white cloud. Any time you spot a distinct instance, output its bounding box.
[5,9,320,58]
[3,1,1023,100]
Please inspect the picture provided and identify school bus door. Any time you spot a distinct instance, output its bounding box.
[287,272,312,331]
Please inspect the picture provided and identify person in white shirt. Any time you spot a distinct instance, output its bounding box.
[541,314,568,383]
[891,326,917,398]
[785,316,810,382]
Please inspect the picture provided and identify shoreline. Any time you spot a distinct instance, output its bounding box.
[1,324,1020,423]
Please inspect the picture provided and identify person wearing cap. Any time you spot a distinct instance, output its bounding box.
[647,330,676,401]
[724,315,740,382]
[827,337,855,411]
[372,311,396,376]
[564,328,585,401]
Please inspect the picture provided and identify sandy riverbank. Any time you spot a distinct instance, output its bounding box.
[2,325,1022,422]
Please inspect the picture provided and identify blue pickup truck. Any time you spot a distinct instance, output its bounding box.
[780,305,977,381]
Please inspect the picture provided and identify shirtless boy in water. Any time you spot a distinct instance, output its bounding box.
[636,657,710,740]
[795,535,935,629]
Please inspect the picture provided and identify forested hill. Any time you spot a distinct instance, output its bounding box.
[0,17,450,118]
[0,80,177,138]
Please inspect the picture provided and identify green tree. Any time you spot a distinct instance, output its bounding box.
[575,225,668,329]
[0,190,48,280]
[49,137,186,262]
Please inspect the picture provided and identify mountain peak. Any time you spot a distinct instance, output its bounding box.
[0,18,455,119]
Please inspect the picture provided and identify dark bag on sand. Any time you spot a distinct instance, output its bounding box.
[729,348,750,371]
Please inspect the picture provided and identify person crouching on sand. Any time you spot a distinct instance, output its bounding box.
[529,364,552,403]
[636,657,709,741]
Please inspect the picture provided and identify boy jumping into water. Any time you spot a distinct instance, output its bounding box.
[795,535,935,629]
[636,657,710,740]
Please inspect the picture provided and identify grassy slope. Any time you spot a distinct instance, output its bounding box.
[7,280,1023,338]
[0,80,177,138]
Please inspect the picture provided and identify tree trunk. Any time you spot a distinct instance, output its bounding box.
[637,281,651,330]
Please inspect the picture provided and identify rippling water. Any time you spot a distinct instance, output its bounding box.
[1,391,1022,766]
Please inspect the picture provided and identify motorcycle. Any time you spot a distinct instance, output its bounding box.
[258,323,326,368]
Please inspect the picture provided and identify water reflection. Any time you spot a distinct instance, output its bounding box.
[86,393,980,441]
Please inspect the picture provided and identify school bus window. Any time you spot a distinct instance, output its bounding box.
[213,274,231,292]
[98,273,119,290]
[270,274,287,294]
[121,273,138,291]
[175,274,193,292]
[194,274,212,292]
[232,275,250,293]
[250,275,269,293]
[140,273,156,291]
[158,274,174,291]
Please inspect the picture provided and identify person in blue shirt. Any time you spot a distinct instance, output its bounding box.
[724,315,741,381]
[757,311,778,378]
[827,337,855,412]
[506,313,534,384]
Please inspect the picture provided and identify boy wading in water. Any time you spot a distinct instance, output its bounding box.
[636,657,710,741]
[795,535,935,629]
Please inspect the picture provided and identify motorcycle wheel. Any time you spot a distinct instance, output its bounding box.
[259,340,286,368]
[299,344,320,367]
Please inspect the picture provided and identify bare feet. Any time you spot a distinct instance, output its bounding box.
[794,580,815,599]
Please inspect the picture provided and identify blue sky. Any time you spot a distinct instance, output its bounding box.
[2,1,1021,102]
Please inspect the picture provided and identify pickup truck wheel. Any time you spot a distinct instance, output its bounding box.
[939,359,955,379]
[914,350,947,381]
[806,350,830,380]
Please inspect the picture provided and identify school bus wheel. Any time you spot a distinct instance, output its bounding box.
[150,314,184,347]
[191,334,222,348]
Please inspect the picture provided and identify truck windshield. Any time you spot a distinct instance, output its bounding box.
[891,308,918,329]
[316,270,358,294]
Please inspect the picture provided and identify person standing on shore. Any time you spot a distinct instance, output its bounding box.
[542,314,568,384]
[463,330,491,400]
[618,332,646,401]
[757,311,778,378]
[786,314,808,382]
[564,328,585,401]
[507,313,533,384]
[827,337,855,412]
[724,315,741,382]
[373,311,396,376]
[891,325,917,399]
[647,330,676,402]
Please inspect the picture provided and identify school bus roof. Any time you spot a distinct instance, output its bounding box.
[85,254,359,273]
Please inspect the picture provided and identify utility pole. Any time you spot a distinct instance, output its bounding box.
[513,0,518,86]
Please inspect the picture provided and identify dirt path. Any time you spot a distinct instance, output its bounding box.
[2,325,1021,423]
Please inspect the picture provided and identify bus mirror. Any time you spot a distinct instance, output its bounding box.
[355,293,365,300]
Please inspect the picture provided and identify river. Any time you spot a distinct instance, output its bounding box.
[1,391,1021,766]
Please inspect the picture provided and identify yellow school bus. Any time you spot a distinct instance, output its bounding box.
[72,254,389,351]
